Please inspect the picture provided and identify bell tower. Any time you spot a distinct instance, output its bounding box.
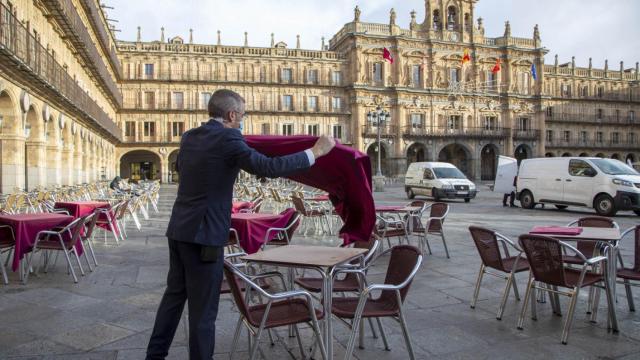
[421,0,477,42]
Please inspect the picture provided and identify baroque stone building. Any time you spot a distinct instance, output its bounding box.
[0,0,638,191]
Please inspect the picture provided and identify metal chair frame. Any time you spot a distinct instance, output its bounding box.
[469,227,527,320]
[411,203,450,258]
[0,225,16,284]
[375,214,410,251]
[225,261,328,360]
[331,246,423,360]
[516,236,614,345]
[616,225,640,312]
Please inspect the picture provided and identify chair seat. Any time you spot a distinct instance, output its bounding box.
[248,298,323,329]
[564,268,603,288]
[304,210,325,217]
[617,268,640,281]
[502,256,530,273]
[35,240,73,251]
[376,228,406,238]
[265,238,288,246]
[295,275,360,293]
[0,240,15,248]
[331,297,398,319]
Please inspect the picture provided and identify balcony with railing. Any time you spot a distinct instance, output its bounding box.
[0,3,121,140]
[546,138,637,149]
[79,0,123,78]
[40,0,122,106]
[512,129,541,141]
[361,124,397,138]
[546,113,637,125]
[402,126,509,139]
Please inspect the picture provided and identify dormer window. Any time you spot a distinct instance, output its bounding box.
[169,36,184,44]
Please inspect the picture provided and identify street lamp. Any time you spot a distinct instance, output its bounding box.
[367,106,390,191]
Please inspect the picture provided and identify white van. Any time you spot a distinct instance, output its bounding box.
[404,162,477,202]
[516,157,640,216]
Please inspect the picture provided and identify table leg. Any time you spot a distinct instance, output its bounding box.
[606,244,619,332]
[322,267,334,360]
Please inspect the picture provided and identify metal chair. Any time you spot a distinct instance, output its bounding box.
[468,226,529,319]
[23,216,87,284]
[564,216,618,264]
[331,245,423,360]
[291,195,329,235]
[223,260,327,360]
[262,210,301,248]
[516,234,614,344]
[80,211,100,271]
[411,202,450,258]
[375,213,410,251]
[617,225,640,312]
[0,225,16,284]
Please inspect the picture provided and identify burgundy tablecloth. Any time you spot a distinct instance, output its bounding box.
[245,136,374,246]
[0,213,75,271]
[530,226,584,236]
[231,201,253,214]
[231,208,297,254]
[55,201,117,235]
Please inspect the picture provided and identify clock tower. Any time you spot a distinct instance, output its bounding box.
[421,0,477,42]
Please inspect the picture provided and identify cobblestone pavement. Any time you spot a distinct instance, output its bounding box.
[1,183,639,359]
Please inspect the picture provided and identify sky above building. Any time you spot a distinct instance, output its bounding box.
[106,0,639,69]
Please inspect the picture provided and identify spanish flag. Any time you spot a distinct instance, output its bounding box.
[491,58,501,74]
[462,49,471,64]
[383,47,394,64]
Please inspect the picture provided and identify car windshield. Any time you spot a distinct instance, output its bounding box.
[433,167,467,179]
[591,159,639,176]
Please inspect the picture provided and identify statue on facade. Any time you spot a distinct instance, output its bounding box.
[477,17,485,36]
[390,8,396,26]
[410,10,417,30]
[354,5,361,22]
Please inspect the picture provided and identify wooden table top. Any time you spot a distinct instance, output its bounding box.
[241,245,367,268]
[376,205,422,213]
[531,227,621,242]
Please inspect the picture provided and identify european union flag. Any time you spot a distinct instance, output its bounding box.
[531,63,537,81]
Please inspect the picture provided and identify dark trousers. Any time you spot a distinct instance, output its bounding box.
[146,238,224,360]
[503,192,515,206]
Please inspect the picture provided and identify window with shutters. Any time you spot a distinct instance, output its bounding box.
[261,123,270,135]
[144,64,154,79]
[172,92,184,110]
[200,92,211,110]
[307,69,318,84]
[546,130,553,142]
[307,124,319,136]
[332,97,342,112]
[125,121,136,137]
[307,96,318,112]
[282,123,293,135]
[611,132,620,144]
[282,95,293,111]
[281,68,292,83]
[580,131,588,143]
[144,92,155,109]
[447,115,462,130]
[143,121,156,137]
[596,131,603,143]
[484,116,497,130]
[172,122,185,137]
[563,131,571,142]
[373,63,382,83]
[517,117,530,131]
[412,65,421,88]
[332,125,343,140]
[410,113,424,129]
[332,71,342,85]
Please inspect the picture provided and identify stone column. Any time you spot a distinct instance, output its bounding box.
[61,140,74,185]
[0,132,26,193]
[82,138,90,183]
[73,131,84,184]
[25,137,47,190]
[45,132,62,187]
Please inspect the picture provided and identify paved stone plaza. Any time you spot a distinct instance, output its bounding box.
[0,184,639,359]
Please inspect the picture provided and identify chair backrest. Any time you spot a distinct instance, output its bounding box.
[83,211,99,239]
[57,216,86,248]
[518,234,569,287]
[569,216,618,256]
[469,226,505,271]
[634,226,640,272]
[379,245,422,307]
[290,196,308,216]
[223,261,256,324]
[252,199,263,213]
[281,210,301,241]
[427,203,449,232]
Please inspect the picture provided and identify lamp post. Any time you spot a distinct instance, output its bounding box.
[367,106,390,191]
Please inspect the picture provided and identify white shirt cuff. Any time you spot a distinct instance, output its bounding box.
[304,149,315,166]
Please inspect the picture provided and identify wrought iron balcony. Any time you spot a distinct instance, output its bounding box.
[546,138,637,150]
[361,124,397,138]
[546,113,636,125]
[403,126,509,139]
[512,129,541,141]
[0,3,121,140]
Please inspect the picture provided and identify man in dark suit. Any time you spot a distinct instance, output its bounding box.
[146,89,335,359]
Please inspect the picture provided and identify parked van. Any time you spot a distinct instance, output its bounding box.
[404,162,477,202]
[516,157,640,216]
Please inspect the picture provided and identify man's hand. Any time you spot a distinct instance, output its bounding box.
[311,135,336,159]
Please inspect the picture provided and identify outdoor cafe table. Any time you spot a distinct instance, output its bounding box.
[375,205,422,231]
[529,226,621,332]
[241,245,367,360]
[0,213,75,273]
[55,201,118,235]
[231,210,295,254]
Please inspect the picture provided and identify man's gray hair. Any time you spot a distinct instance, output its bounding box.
[208,89,245,118]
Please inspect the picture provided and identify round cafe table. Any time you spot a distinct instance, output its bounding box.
[55,201,118,236]
[0,213,75,272]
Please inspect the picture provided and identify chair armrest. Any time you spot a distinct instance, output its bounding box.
[224,251,248,259]
[586,256,607,266]
[248,271,288,289]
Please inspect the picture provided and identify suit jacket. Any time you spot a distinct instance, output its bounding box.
[166,120,311,246]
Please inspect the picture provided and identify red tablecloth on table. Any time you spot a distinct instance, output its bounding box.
[231,201,253,214]
[530,226,584,236]
[245,136,374,246]
[0,213,75,271]
[55,201,118,235]
[231,208,297,254]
